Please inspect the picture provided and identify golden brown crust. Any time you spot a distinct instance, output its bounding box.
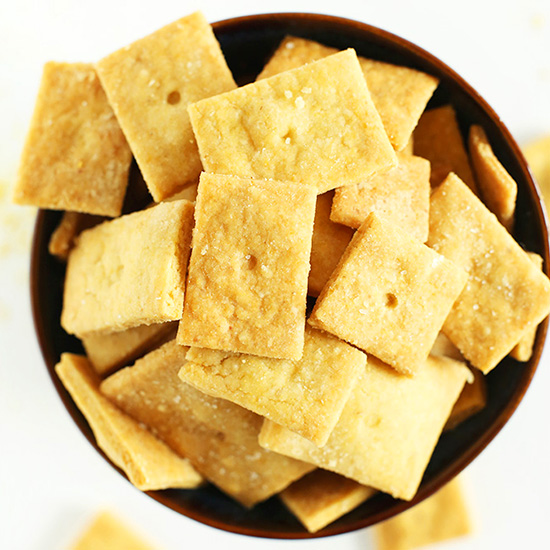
[14,62,132,216]
[96,12,236,201]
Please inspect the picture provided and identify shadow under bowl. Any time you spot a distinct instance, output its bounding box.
[30,12,549,540]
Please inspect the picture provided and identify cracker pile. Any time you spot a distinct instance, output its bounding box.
[15,11,550,534]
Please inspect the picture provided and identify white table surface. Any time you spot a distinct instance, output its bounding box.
[1,1,550,549]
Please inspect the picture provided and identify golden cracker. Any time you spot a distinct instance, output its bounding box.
[189,49,396,194]
[96,12,236,201]
[14,62,131,216]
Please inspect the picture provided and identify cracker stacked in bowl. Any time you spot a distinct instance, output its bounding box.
[16,11,550,534]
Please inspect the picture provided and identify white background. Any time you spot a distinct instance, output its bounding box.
[1,1,550,549]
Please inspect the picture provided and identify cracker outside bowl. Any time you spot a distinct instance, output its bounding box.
[30,12,548,539]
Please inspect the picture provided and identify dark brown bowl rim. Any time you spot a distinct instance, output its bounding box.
[30,11,549,540]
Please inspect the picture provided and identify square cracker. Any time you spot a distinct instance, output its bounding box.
[96,12,236,201]
[178,173,316,360]
[188,49,396,194]
[309,212,467,375]
[330,153,430,242]
[257,36,438,152]
[70,511,157,550]
[61,200,194,335]
[180,326,367,447]
[414,105,477,191]
[55,353,203,491]
[308,191,354,297]
[510,252,544,361]
[373,478,472,550]
[13,62,132,216]
[469,124,517,231]
[428,173,550,373]
[280,470,376,533]
[81,322,178,376]
[259,355,470,501]
[100,340,314,507]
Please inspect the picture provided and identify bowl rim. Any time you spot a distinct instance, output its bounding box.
[30,11,550,540]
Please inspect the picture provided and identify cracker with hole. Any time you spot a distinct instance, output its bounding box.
[81,322,178,376]
[373,478,472,550]
[13,62,132,216]
[280,470,376,533]
[469,124,517,231]
[510,252,544,361]
[61,200,194,335]
[428,173,550,373]
[257,36,438,152]
[100,340,314,507]
[414,105,477,191]
[259,355,470,501]
[309,191,354,297]
[178,173,316,360]
[56,353,203,491]
[180,326,366,447]
[188,49,396,194]
[309,212,467,375]
[96,12,236,201]
[330,153,430,241]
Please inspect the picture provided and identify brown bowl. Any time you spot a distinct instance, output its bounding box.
[31,12,549,540]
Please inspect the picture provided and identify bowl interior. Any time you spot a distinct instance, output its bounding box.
[31,12,549,539]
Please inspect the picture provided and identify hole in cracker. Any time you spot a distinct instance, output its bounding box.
[386,293,398,308]
[245,254,257,270]
[167,91,181,105]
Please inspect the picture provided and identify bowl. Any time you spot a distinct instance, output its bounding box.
[31,12,549,539]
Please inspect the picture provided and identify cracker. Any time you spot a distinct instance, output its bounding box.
[309,212,467,375]
[523,135,550,208]
[55,353,203,491]
[165,181,199,203]
[189,49,396,194]
[430,332,464,362]
[309,191,354,297]
[13,62,132,216]
[257,36,438,151]
[428,173,550,373]
[414,105,477,191]
[280,470,376,533]
[100,340,314,507]
[330,154,430,242]
[70,511,157,550]
[180,326,367,446]
[48,211,105,261]
[373,478,472,550]
[445,368,486,430]
[96,12,236,201]
[259,355,470,501]
[469,124,517,231]
[61,200,194,335]
[510,252,544,361]
[81,322,178,376]
[178,173,316,360]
